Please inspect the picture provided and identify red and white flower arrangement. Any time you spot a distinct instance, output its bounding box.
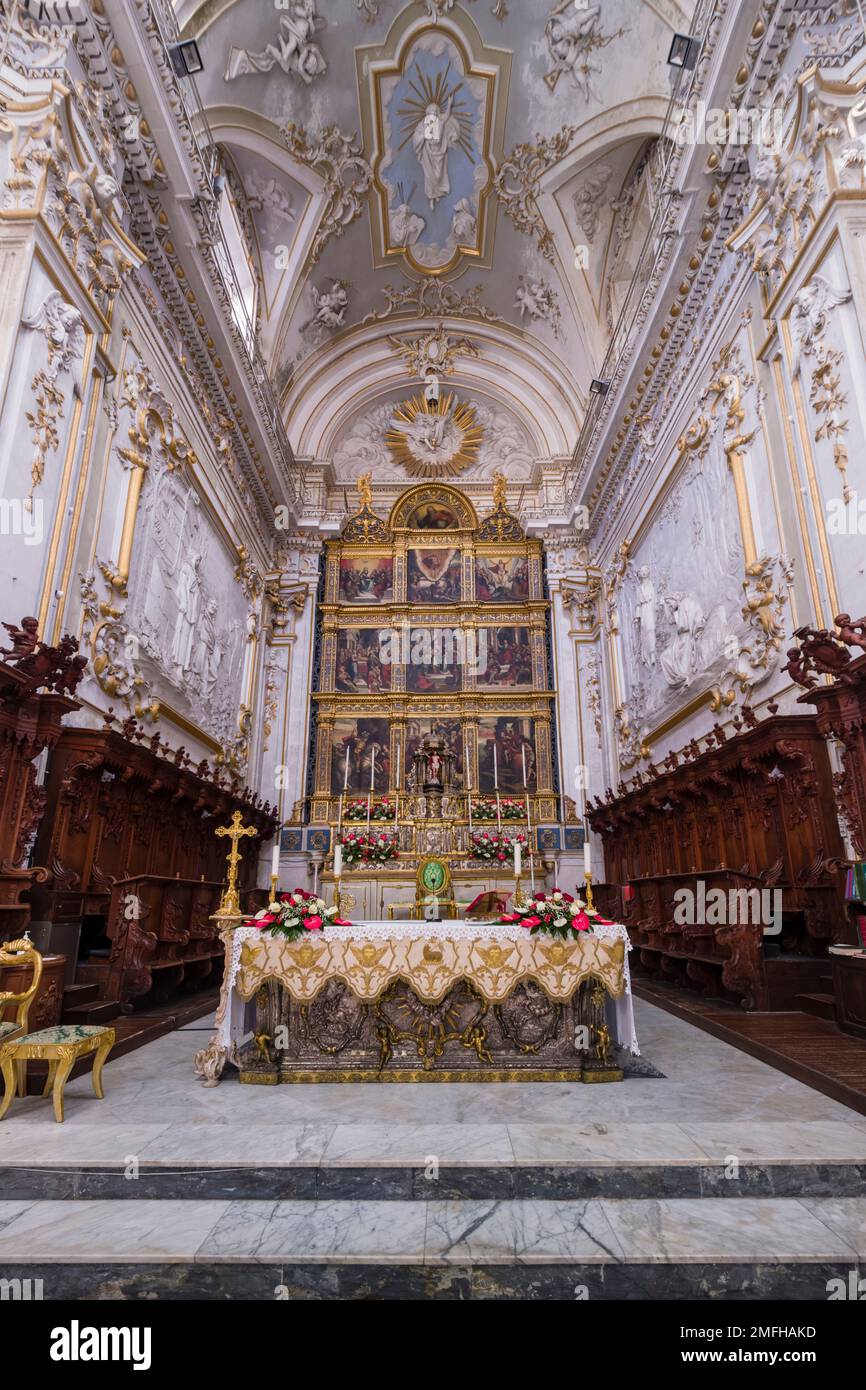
[470,829,529,863]
[340,830,398,865]
[500,889,598,939]
[243,890,351,941]
[470,797,526,821]
[343,798,396,822]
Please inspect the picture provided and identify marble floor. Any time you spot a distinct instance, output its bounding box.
[1,998,864,1169]
[1,999,863,1294]
[0,1194,862,1265]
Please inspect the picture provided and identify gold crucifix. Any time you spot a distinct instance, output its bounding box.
[215,811,258,916]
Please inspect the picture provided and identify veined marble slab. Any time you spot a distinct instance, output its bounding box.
[1,1197,859,1266]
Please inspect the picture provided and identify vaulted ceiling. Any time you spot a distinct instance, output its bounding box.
[176,0,695,490]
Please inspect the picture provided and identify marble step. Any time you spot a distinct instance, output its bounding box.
[1,1159,865,1201]
[1,1119,864,1200]
[0,1196,862,1300]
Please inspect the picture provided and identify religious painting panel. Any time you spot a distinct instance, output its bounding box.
[477,717,537,794]
[406,546,462,604]
[404,500,462,530]
[475,626,533,691]
[335,629,392,693]
[475,554,530,603]
[332,718,391,794]
[405,718,464,785]
[406,625,463,692]
[338,554,394,605]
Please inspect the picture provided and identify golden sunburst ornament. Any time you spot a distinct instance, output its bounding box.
[385,392,484,479]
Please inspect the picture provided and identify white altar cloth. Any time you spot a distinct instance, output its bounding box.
[217,919,640,1061]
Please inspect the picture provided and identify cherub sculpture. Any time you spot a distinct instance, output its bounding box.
[1,616,40,661]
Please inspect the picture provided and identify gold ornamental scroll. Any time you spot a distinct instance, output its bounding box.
[234,932,626,1006]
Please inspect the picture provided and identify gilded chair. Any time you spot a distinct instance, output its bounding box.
[0,937,44,1098]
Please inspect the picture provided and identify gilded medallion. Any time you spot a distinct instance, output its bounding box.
[385,392,483,478]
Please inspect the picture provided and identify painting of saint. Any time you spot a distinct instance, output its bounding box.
[407,547,462,604]
[335,630,391,693]
[339,555,393,605]
[475,555,530,603]
[475,627,533,690]
[331,718,390,793]
[406,626,462,692]
[477,718,536,794]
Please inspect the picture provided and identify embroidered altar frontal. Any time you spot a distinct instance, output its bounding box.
[231,927,629,1083]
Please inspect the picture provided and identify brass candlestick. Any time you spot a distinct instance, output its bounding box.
[584,871,595,912]
[269,874,279,904]
[513,871,525,909]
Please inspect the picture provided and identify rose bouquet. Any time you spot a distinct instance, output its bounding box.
[340,830,398,865]
[470,797,526,821]
[243,890,351,941]
[469,829,529,863]
[500,889,597,939]
[344,798,395,822]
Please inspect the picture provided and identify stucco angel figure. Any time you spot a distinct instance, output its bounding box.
[412,99,461,207]
[515,278,554,324]
[545,1,605,97]
[225,1,326,84]
[23,293,85,385]
[310,280,348,330]
[790,276,852,377]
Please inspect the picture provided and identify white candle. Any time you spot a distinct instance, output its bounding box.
[395,742,401,790]
[493,742,498,790]
[584,832,592,875]
[271,842,280,879]
[312,862,318,896]
[334,843,343,878]
[343,747,350,790]
[521,744,527,788]
[465,743,471,790]
[370,747,376,791]
[514,843,521,876]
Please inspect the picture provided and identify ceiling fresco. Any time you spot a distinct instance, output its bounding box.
[177,0,694,488]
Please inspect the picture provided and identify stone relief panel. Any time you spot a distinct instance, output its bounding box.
[615,428,746,727]
[123,447,249,746]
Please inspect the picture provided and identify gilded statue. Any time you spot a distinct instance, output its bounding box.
[492,470,508,508]
[357,471,373,509]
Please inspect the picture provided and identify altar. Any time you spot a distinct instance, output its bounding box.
[195,917,638,1085]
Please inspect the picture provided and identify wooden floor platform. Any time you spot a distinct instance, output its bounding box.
[633,979,866,1117]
